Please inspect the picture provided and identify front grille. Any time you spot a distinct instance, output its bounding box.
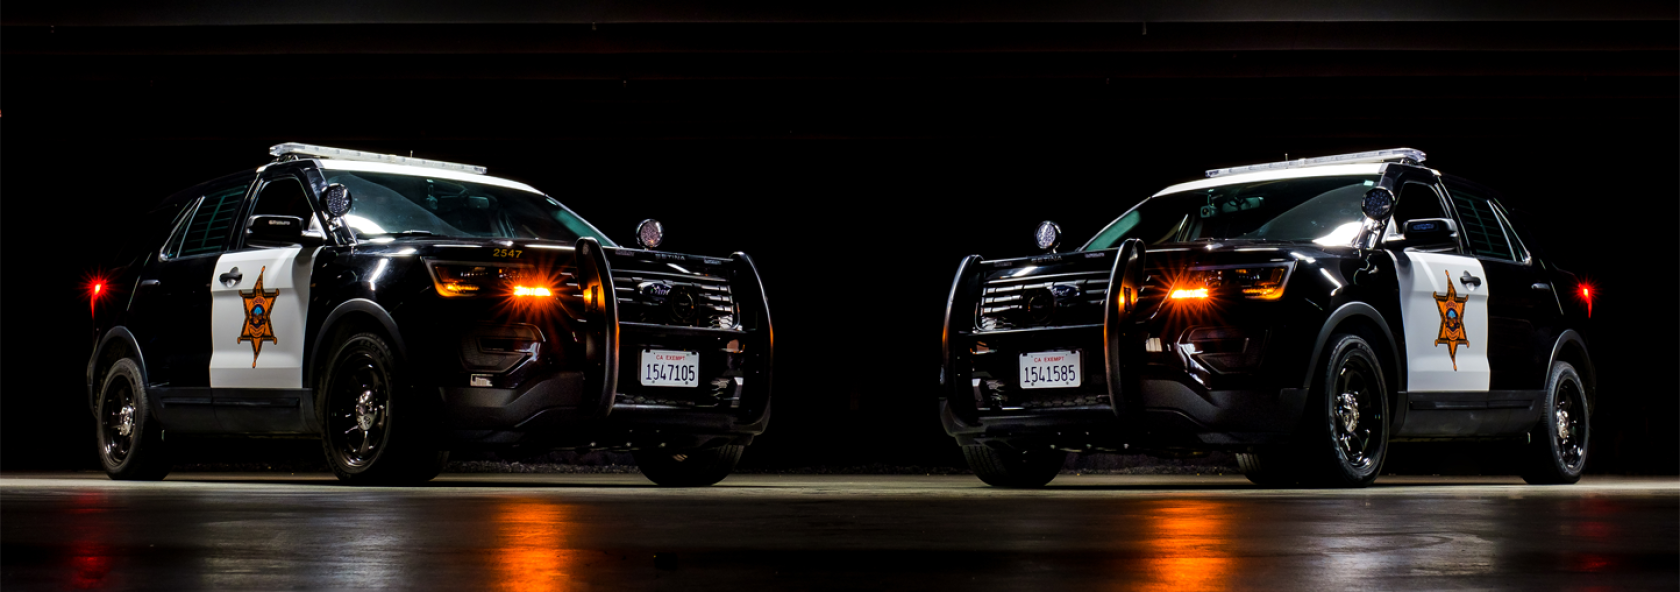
[612,271,737,329]
[977,270,1109,331]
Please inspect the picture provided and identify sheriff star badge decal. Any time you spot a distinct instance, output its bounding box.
[1433,270,1470,371]
[239,266,279,367]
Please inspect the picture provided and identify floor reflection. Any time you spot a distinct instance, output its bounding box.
[1135,500,1233,592]
[494,498,577,592]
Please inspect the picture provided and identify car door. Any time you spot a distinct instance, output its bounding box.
[207,168,321,432]
[1443,178,1556,432]
[1385,171,1495,436]
[127,178,255,431]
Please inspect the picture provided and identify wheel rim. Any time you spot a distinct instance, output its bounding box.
[1554,377,1587,471]
[100,379,137,465]
[1331,355,1383,470]
[327,353,389,468]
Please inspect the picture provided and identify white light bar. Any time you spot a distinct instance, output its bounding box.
[1205,148,1426,178]
[269,142,488,175]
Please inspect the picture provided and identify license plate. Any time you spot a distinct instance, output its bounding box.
[639,349,699,387]
[1019,350,1081,389]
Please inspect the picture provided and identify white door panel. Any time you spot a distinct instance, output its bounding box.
[1399,252,1490,392]
[210,247,316,388]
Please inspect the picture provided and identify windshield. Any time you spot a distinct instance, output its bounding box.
[321,171,614,244]
[1083,175,1379,250]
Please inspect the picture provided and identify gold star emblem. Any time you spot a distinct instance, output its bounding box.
[1433,270,1470,371]
[239,266,280,368]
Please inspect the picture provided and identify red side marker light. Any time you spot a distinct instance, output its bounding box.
[1578,284,1592,318]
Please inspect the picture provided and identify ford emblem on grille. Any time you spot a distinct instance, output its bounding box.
[638,281,673,304]
[1049,284,1082,300]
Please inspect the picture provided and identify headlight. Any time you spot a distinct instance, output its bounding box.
[1171,262,1294,301]
[425,261,547,298]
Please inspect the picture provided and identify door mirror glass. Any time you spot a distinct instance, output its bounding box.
[1386,217,1457,250]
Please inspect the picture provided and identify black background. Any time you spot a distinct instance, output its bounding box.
[4,3,1676,473]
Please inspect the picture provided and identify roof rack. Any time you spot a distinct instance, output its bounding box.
[1205,148,1425,178]
[269,142,488,175]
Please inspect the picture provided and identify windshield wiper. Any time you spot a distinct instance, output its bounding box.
[363,230,442,239]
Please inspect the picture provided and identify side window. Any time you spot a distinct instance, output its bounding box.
[159,199,200,259]
[251,176,315,219]
[1446,184,1515,260]
[1490,203,1530,262]
[175,182,251,257]
[1391,181,1446,224]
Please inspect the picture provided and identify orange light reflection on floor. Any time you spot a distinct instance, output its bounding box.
[494,498,575,592]
[1134,500,1233,592]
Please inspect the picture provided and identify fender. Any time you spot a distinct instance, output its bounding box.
[86,326,149,414]
[1305,301,1405,412]
[1547,329,1595,394]
[304,298,408,386]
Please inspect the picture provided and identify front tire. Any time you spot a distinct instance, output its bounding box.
[633,445,744,486]
[1519,361,1589,484]
[95,358,172,481]
[1298,334,1389,488]
[962,444,1066,488]
[319,332,447,485]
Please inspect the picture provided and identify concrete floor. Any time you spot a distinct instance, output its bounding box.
[3,473,1675,591]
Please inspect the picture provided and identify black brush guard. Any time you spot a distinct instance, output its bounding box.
[573,238,773,437]
[942,239,1145,427]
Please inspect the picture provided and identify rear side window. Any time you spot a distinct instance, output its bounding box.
[1447,185,1514,260]
[174,182,250,257]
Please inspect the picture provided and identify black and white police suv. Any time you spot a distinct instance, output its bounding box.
[941,148,1595,488]
[87,143,774,485]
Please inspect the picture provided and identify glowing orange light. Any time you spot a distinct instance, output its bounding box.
[1169,288,1209,300]
[513,286,553,297]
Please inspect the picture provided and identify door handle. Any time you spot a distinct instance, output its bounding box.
[140,279,161,288]
[1531,282,1551,292]
[219,267,243,287]
[1459,270,1482,289]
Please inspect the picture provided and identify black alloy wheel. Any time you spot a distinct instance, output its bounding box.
[320,332,447,485]
[1520,361,1589,484]
[1302,334,1389,488]
[96,358,171,480]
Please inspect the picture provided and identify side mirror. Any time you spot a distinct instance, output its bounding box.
[247,215,322,247]
[323,183,354,218]
[1034,220,1062,253]
[1386,218,1458,250]
[635,219,664,249]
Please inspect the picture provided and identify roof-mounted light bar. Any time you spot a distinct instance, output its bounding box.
[1205,148,1426,178]
[269,142,488,175]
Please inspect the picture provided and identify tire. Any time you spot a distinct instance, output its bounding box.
[95,358,172,481]
[1519,361,1589,485]
[319,332,448,485]
[1297,334,1390,488]
[633,445,744,486]
[1236,448,1300,487]
[962,444,1066,488]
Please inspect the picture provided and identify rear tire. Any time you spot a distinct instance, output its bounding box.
[962,444,1066,488]
[95,358,172,481]
[1297,334,1389,488]
[320,332,447,485]
[1519,361,1588,485]
[634,445,744,486]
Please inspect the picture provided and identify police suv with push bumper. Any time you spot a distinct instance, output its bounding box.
[87,143,774,485]
[941,148,1594,487]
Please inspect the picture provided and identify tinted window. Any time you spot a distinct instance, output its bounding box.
[1084,175,1379,250]
[176,182,249,257]
[251,177,314,220]
[1391,181,1446,223]
[1447,185,1514,260]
